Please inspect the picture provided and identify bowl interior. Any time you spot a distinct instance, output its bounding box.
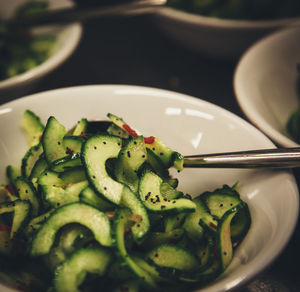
[0,85,298,292]
[234,27,300,147]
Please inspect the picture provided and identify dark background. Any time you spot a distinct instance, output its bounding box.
[3,14,300,292]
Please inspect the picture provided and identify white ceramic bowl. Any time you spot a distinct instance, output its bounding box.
[234,27,300,147]
[0,0,82,101]
[0,85,298,292]
[153,7,300,59]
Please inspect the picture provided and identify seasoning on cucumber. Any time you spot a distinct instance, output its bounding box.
[0,110,251,291]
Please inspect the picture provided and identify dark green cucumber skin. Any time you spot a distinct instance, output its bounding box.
[14,177,40,217]
[21,143,43,179]
[41,116,67,164]
[21,110,45,147]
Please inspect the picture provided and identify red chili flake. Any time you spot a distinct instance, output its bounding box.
[0,225,11,232]
[5,184,14,195]
[122,124,155,144]
[122,124,139,138]
[144,136,155,144]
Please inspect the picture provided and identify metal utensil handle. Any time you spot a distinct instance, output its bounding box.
[183,147,300,168]
[8,0,167,27]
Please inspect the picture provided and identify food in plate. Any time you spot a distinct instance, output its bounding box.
[0,1,56,81]
[0,110,251,291]
[167,0,300,20]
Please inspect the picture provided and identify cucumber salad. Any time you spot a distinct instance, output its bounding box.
[0,110,251,292]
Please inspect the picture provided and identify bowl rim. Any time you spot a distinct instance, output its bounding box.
[0,84,299,292]
[0,23,82,90]
[233,26,300,148]
[155,6,300,29]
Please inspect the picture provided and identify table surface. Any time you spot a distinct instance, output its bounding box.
[2,14,300,292]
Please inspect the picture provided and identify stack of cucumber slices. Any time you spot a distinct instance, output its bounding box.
[0,110,251,292]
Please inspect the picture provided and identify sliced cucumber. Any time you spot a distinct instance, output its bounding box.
[82,134,123,205]
[21,143,43,179]
[141,228,184,250]
[145,138,184,171]
[29,155,48,182]
[79,186,115,211]
[120,186,150,242]
[41,116,67,164]
[63,136,84,154]
[218,203,244,270]
[107,123,130,139]
[45,224,93,270]
[112,208,157,288]
[201,185,242,219]
[182,196,206,241]
[14,177,40,216]
[38,171,88,207]
[231,203,251,243]
[107,113,184,171]
[139,171,196,214]
[114,136,147,194]
[51,153,82,173]
[6,165,20,185]
[54,247,111,292]
[72,118,88,136]
[147,244,199,276]
[0,200,31,239]
[21,110,44,147]
[30,202,112,256]
[59,166,86,184]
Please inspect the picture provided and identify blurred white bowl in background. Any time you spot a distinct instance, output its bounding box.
[153,7,300,60]
[234,27,300,147]
[0,0,82,101]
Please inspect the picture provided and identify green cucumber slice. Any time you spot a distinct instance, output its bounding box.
[21,110,44,147]
[14,177,40,216]
[72,118,88,136]
[82,134,123,205]
[120,186,150,242]
[30,202,112,256]
[114,136,147,194]
[21,143,43,179]
[112,208,157,288]
[79,186,115,211]
[41,116,67,164]
[0,200,31,239]
[54,247,111,292]
[139,171,196,214]
[147,244,199,275]
[63,136,84,154]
